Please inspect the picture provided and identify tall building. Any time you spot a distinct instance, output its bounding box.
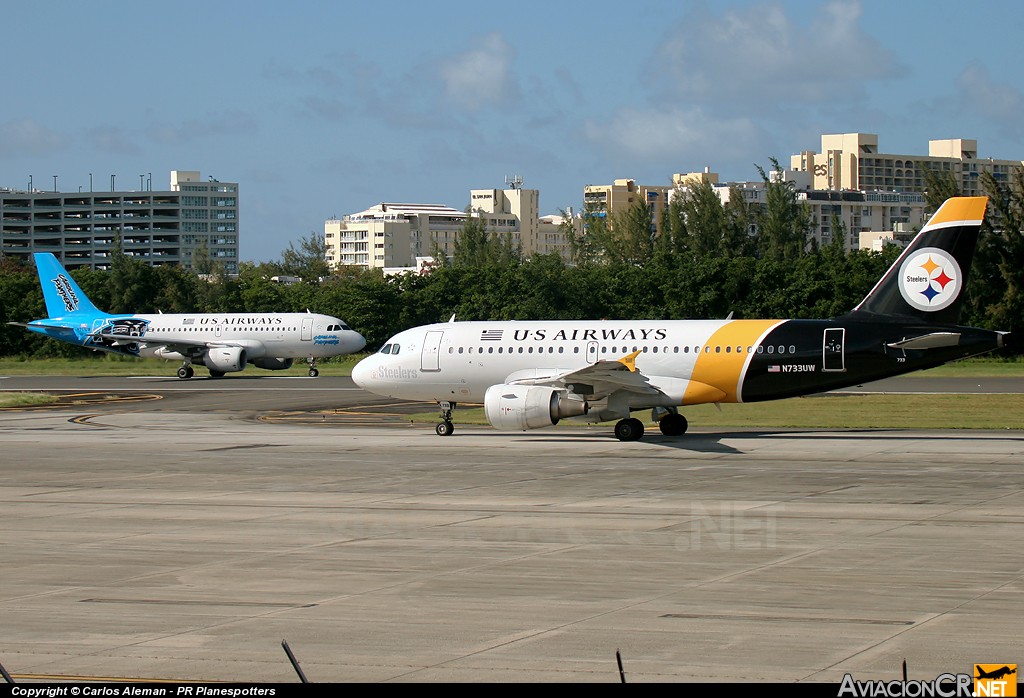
[583,178,671,238]
[325,202,465,268]
[0,170,239,272]
[325,182,570,270]
[790,133,1022,195]
[692,176,927,251]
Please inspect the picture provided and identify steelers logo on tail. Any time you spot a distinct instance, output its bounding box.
[898,247,963,312]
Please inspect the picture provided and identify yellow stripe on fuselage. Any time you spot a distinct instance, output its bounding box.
[922,196,988,230]
[683,319,783,404]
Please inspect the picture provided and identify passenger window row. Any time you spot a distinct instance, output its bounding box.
[440,344,799,356]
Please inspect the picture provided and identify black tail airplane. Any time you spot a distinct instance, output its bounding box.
[353,196,1012,440]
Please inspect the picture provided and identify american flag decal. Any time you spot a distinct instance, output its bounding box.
[480,329,503,341]
[767,365,781,373]
[183,318,195,325]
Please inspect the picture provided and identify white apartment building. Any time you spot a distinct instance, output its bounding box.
[325,185,570,270]
[325,203,465,269]
[0,170,239,272]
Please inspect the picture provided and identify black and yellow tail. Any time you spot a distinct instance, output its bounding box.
[852,196,988,325]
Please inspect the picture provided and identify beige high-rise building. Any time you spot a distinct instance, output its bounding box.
[790,133,1022,195]
[583,178,671,237]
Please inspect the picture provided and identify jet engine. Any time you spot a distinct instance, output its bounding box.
[483,384,588,431]
[251,357,294,371]
[203,346,248,373]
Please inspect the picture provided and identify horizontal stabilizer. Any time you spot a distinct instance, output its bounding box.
[886,332,961,350]
[10,320,79,337]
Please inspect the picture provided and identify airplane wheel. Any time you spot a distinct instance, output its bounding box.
[659,413,688,436]
[614,417,644,441]
[209,370,225,378]
[177,366,193,380]
[435,420,454,436]
[309,368,319,377]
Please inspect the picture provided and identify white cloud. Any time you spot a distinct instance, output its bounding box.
[583,106,762,166]
[438,32,519,110]
[653,0,900,107]
[0,119,68,158]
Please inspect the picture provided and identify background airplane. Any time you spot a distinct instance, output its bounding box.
[12,253,366,378]
[352,196,1009,440]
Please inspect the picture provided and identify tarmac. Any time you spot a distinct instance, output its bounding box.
[0,375,1022,683]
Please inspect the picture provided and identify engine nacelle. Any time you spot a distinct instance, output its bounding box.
[203,346,248,373]
[484,384,588,431]
[251,357,294,371]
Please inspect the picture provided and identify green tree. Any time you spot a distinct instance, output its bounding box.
[977,167,1024,332]
[109,234,158,313]
[754,158,811,260]
[609,192,655,265]
[679,178,729,256]
[452,215,520,267]
[273,230,331,281]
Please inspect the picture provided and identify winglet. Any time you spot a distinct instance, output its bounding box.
[617,349,643,372]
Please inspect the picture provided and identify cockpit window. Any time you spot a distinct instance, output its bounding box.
[380,343,392,354]
[390,344,400,355]
[340,323,350,330]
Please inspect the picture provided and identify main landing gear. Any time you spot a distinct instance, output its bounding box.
[435,401,456,436]
[613,410,689,441]
[658,411,688,436]
[177,363,194,380]
[614,417,644,441]
[306,356,319,378]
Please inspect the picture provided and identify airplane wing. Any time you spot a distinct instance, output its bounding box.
[94,332,246,357]
[506,351,664,399]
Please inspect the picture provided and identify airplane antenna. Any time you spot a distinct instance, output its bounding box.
[448,313,457,323]
[504,174,523,190]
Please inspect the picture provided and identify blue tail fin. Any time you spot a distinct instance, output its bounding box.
[34,253,104,318]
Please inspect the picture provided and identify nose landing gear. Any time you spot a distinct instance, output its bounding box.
[435,401,456,436]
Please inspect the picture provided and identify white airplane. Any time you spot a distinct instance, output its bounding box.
[13,253,366,378]
[352,196,1008,440]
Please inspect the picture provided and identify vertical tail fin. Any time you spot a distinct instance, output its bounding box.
[33,253,104,318]
[852,196,988,324]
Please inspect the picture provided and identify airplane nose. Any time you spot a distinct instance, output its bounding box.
[351,356,371,388]
[349,331,367,353]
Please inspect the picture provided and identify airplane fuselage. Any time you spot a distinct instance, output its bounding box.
[28,312,361,360]
[353,317,1003,410]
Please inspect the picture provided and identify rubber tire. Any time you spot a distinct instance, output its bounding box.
[614,418,644,441]
[435,420,454,436]
[177,366,193,380]
[309,368,319,377]
[659,413,688,436]
[209,370,225,378]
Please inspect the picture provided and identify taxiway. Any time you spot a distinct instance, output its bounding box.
[0,376,1021,683]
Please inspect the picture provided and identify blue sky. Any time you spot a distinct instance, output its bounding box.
[3,1,1023,263]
